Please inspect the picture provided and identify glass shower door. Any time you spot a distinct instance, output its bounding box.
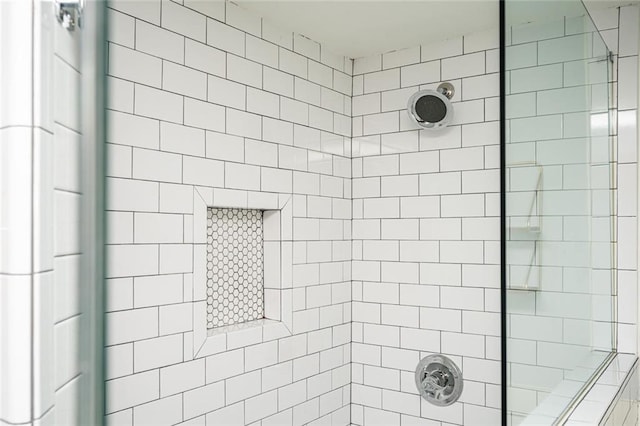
[503,1,615,424]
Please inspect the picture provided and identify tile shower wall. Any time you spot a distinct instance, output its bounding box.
[104,1,352,424]
[1,1,84,424]
[350,32,502,424]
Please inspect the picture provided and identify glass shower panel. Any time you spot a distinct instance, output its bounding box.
[504,1,615,424]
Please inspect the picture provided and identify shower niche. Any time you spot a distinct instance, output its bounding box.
[206,208,265,329]
[191,187,294,358]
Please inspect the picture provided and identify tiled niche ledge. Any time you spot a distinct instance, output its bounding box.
[191,187,293,358]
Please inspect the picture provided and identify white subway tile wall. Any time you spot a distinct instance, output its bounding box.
[101,1,640,425]
[351,30,501,424]
[106,1,351,425]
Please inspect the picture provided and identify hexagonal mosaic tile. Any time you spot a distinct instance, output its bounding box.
[207,208,264,329]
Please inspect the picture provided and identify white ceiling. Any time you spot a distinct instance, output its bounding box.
[236,1,499,59]
[236,0,637,60]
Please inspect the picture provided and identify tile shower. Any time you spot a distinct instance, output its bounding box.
[1,0,639,425]
[104,0,504,423]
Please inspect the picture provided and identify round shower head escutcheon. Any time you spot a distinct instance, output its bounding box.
[407,82,455,130]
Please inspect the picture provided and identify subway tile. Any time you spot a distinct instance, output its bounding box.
[246,35,279,68]
[159,183,193,214]
[208,74,246,110]
[279,380,307,410]
[245,390,278,424]
[107,178,159,212]
[107,110,160,149]
[134,274,183,308]
[511,63,563,94]
[505,43,537,70]
[106,370,159,413]
[280,48,308,79]
[184,381,225,419]
[207,18,245,56]
[106,245,159,278]
[263,67,294,97]
[400,327,439,352]
[160,359,205,397]
[227,55,262,88]
[363,112,400,135]
[107,9,134,48]
[462,73,499,100]
[381,87,415,112]
[134,334,183,372]
[364,365,400,391]
[441,332,484,357]
[263,118,294,145]
[108,44,161,87]
[308,61,333,88]
[400,61,440,88]
[161,0,206,42]
[440,148,484,172]
[104,209,130,245]
[227,371,262,404]
[160,122,205,157]
[109,0,161,25]
[381,131,419,154]
[107,76,134,113]
[354,55,382,75]
[226,109,262,139]
[159,244,192,274]
[442,52,485,79]
[206,402,245,425]
[133,395,182,426]
[132,148,182,183]
[183,156,224,187]
[280,97,309,126]
[294,77,320,105]
[321,87,345,113]
[364,69,400,94]
[135,85,183,123]
[244,139,277,167]
[136,20,184,63]
[162,61,207,100]
[419,171,461,195]
[538,34,592,65]
[400,196,439,220]
[185,39,226,77]
[105,343,133,380]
